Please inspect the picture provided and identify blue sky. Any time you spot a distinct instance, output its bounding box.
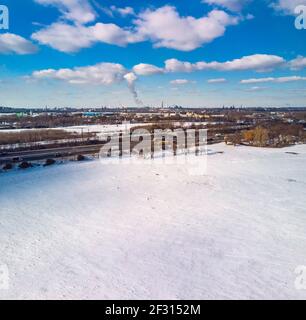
[0,0,306,108]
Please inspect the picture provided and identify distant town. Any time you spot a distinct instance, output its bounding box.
[1,105,306,128]
[1,105,306,170]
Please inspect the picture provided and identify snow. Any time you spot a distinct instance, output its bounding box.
[0,122,208,135]
[0,123,150,135]
[58,123,147,136]
[0,123,150,150]
[0,143,306,300]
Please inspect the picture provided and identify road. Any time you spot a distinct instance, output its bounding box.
[0,133,152,164]
[0,143,106,164]
[0,131,222,165]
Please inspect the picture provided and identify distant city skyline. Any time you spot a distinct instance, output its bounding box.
[0,0,306,108]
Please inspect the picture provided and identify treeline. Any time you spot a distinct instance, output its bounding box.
[0,114,84,128]
[0,129,94,145]
[0,113,160,130]
[0,114,116,129]
[226,123,305,147]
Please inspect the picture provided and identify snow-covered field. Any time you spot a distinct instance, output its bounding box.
[0,143,306,300]
[0,122,208,135]
[0,123,143,134]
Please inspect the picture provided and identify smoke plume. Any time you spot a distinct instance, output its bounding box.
[124,72,144,106]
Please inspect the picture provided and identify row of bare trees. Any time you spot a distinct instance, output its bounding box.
[0,129,94,145]
[226,124,305,147]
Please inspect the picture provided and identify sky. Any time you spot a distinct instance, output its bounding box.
[0,0,306,108]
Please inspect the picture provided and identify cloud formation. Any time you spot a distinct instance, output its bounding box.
[134,56,279,75]
[32,1,142,52]
[32,4,241,52]
[288,56,306,70]
[202,0,251,12]
[133,63,165,76]
[32,63,127,85]
[32,54,292,85]
[170,79,194,85]
[0,33,38,54]
[134,6,239,51]
[30,54,306,93]
[34,0,96,24]
[164,54,285,72]
[241,76,306,84]
[110,6,135,17]
[31,62,143,105]
[245,86,266,92]
[32,22,143,52]
[271,0,306,15]
[207,78,227,83]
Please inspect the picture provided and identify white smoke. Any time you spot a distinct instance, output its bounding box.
[124,72,144,106]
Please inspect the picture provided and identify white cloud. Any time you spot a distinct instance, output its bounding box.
[31,63,145,105]
[207,78,227,83]
[288,56,306,70]
[170,79,194,85]
[241,76,306,84]
[271,0,306,15]
[30,54,306,91]
[211,54,285,71]
[274,76,306,83]
[245,86,266,92]
[164,59,195,73]
[32,23,92,52]
[134,6,239,51]
[0,33,38,54]
[32,4,242,52]
[202,0,251,12]
[165,54,285,72]
[32,22,143,52]
[34,0,96,24]
[110,6,135,17]
[32,63,127,85]
[240,77,274,84]
[133,63,164,76]
[91,23,143,45]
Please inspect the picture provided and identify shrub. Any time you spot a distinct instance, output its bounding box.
[19,162,32,169]
[3,163,13,170]
[243,130,255,143]
[232,132,242,146]
[44,159,56,166]
[77,154,85,161]
[253,127,269,147]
